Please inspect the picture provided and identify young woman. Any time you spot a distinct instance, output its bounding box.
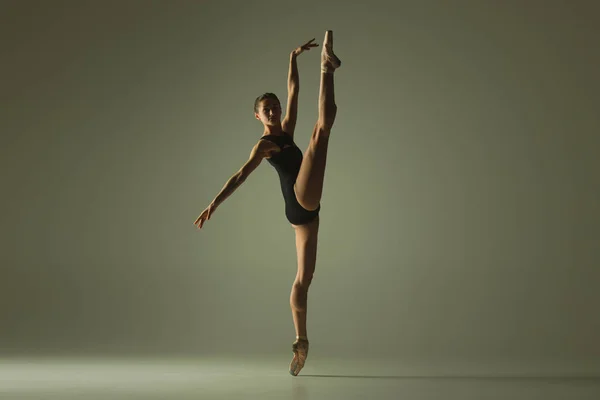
[194,30,341,376]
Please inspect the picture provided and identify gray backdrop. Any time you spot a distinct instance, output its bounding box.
[2,0,599,374]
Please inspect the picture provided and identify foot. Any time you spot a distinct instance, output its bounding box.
[321,30,341,73]
[289,338,309,376]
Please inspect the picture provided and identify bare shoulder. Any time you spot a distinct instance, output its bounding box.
[256,137,281,159]
[239,138,279,177]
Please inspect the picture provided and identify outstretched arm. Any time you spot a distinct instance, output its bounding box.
[211,143,267,208]
[283,39,318,137]
[193,139,278,230]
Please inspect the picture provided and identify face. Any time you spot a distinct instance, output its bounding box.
[255,98,282,126]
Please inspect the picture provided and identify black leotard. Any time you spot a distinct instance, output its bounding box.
[260,133,320,225]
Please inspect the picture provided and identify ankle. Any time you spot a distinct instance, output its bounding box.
[296,335,308,341]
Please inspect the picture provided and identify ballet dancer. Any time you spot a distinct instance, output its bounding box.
[194,30,341,376]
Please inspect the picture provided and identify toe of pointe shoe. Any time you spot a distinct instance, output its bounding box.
[289,364,299,376]
[289,356,306,376]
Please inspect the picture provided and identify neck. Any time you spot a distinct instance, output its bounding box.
[263,124,283,136]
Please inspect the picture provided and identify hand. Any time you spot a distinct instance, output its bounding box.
[194,203,217,230]
[292,38,318,57]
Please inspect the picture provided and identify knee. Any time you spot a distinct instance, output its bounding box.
[295,274,314,289]
[314,124,332,140]
[319,121,334,132]
[318,113,336,132]
[291,280,311,312]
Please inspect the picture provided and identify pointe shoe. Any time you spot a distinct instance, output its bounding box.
[289,338,309,376]
[321,30,341,73]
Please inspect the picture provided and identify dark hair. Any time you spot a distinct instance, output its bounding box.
[254,92,280,114]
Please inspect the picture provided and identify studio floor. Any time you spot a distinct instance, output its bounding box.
[1,356,599,399]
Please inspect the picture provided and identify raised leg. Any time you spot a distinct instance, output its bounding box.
[289,215,319,376]
[294,30,341,211]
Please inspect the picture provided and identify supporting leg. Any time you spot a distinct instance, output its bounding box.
[289,216,319,376]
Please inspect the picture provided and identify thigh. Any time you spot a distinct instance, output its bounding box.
[293,123,330,212]
[292,216,320,280]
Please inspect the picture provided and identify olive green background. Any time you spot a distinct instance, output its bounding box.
[1,0,598,373]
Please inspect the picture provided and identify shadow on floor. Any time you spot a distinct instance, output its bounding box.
[300,374,599,381]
